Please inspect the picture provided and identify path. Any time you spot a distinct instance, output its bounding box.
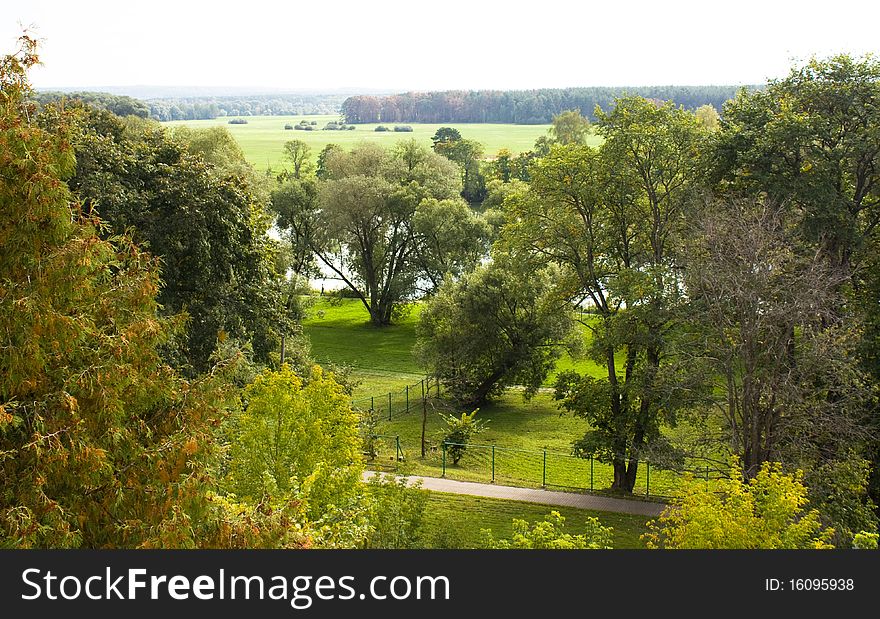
[363,471,667,517]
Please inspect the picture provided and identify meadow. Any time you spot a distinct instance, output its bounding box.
[304,298,690,497]
[163,114,602,169]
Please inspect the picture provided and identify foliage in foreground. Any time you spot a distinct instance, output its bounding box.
[643,462,835,549]
[481,511,613,549]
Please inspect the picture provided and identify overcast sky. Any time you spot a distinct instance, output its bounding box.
[4,0,880,93]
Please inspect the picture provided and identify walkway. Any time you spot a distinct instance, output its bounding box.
[363,471,667,517]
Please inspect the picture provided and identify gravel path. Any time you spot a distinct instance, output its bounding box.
[363,471,667,517]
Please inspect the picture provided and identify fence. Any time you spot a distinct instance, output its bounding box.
[353,377,720,499]
[351,376,440,421]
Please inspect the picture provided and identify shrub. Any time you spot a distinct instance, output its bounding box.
[228,118,248,124]
[481,511,614,549]
[347,125,356,130]
[374,125,389,132]
[361,475,427,549]
[310,120,318,125]
[284,124,293,130]
[441,411,488,464]
[393,125,413,132]
[643,461,836,549]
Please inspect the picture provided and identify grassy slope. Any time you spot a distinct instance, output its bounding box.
[419,491,649,549]
[163,114,602,169]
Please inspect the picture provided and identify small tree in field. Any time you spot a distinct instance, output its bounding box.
[441,411,488,465]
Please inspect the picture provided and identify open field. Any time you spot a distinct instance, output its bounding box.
[418,491,649,549]
[163,114,602,169]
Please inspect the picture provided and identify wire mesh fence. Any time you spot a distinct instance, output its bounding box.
[351,376,441,421]
[353,378,719,499]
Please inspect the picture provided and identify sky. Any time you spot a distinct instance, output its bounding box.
[4,0,880,94]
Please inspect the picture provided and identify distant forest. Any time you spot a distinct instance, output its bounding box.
[341,86,756,124]
[33,91,348,121]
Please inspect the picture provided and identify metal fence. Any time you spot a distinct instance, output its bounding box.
[353,377,719,499]
[351,376,440,421]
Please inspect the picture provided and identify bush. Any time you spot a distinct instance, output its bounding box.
[481,511,613,549]
[441,411,488,464]
[228,118,248,124]
[304,125,315,131]
[284,124,293,130]
[310,120,318,125]
[294,124,305,130]
[374,125,389,132]
[643,461,836,549]
[361,475,427,549]
[393,125,413,132]
[347,125,356,130]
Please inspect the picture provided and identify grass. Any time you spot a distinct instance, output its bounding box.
[305,297,688,496]
[303,297,604,397]
[163,114,603,170]
[418,491,650,549]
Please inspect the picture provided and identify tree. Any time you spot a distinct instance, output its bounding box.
[0,38,235,548]
[224,365,362,524]
[644,462,835,549]
[411,197,490,293]
[430,126,461,147]
[684,197,870,478]
[548,109,591,145]
[64,106,287,374]
[482,511,613,549]
[432,132,488,205]
[709,54,880,505]
[316,143,342,180]
[694,104,719,131]
[507,97,707,492]
[301,141,463,325]
[283,139,315,179]
[441,411,488,465]
[416,255,573,406]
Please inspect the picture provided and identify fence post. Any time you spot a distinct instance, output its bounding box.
[542,450,547,487]
[371,396,374,413]
[491,445,495,483]
[388,392,392,420]
[590,455,594,492]
[406,385,409,412]
[646,461,650,497]
[395,436,401,462]
[441,442,446,477]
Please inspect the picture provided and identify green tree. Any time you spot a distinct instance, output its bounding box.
[306,141,462,325]
[416,255,573,406]
[482,511,613,549]
[508,97,706,492]
[0,38,235,548]
[549,109,591,145]
[644,462,835,549]
[411,197,490,292]
[224,365,363,523]
[64,106,287,374]
[283,139,315,179]
[441,411,488,465]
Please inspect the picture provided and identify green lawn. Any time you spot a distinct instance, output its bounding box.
[418,491,649,549]
[303,297,604,397]
[305,297,686,496]
[163,114,602,170]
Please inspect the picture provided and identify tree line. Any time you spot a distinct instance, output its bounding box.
[340,85,751,124]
